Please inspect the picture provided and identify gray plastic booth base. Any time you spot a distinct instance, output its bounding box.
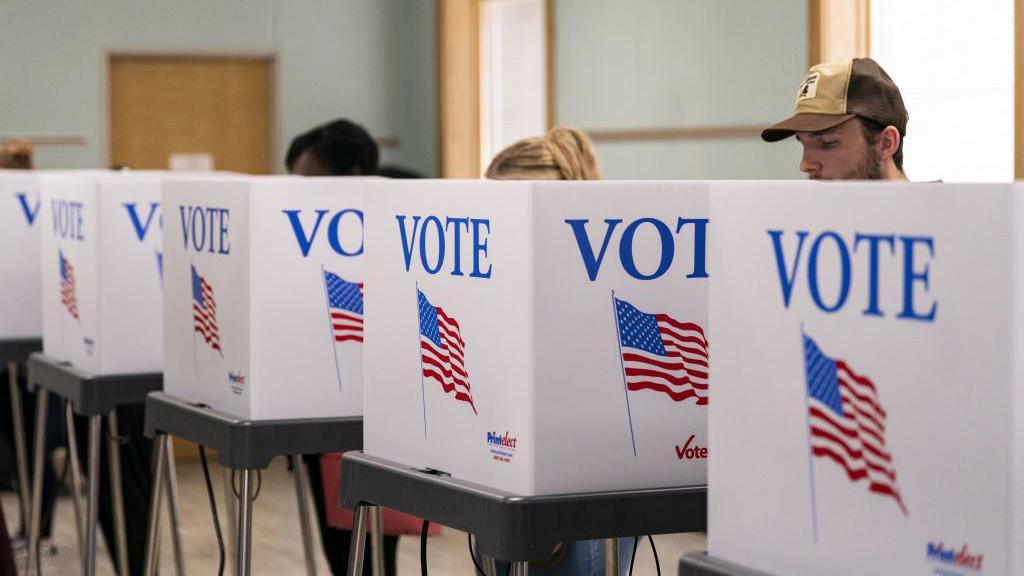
[141,392,365,576]
[27,352,162,416]
[339,450,708,563]
[24,352,162,576]
[0,338,42,366]
[143,391,363,469]
[678,552,774,576]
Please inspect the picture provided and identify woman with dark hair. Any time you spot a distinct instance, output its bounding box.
[285,119,379,176]
[286,119,395,575]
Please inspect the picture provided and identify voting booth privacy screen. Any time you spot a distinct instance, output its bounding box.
[364,180,709,495]
[39,172,164,374]
[708,181,1017,576]
[1,170,42,340]
[163,176,366,420]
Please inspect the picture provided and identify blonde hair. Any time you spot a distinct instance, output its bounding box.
[485,126,600,181]
[0,139,34,170]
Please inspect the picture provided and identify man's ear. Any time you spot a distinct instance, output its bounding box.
[878,126,901,161]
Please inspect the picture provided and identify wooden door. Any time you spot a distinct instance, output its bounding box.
[109,55,273,174]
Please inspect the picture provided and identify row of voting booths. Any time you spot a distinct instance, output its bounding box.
[1,168,1020,575]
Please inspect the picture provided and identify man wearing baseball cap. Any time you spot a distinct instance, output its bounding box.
[763,57,909,181]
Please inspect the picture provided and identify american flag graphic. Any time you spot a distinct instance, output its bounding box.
[417,289,476,414]
[324,270,363,343]
[613,297,708,405]
[59,251,79,321]
[191,265,222,356]
[803,333,907,515]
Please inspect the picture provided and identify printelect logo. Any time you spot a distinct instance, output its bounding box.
[228,371,246,395]
[487,431,517,463]
[926,542,983,572]
[487,431,517,449]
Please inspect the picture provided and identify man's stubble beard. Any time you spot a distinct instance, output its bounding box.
[808,148,884,181]
[839,148,883,180]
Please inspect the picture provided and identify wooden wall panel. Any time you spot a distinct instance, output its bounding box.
[438,0,481,178]
[110,56,272,174]
[808,0,870,67]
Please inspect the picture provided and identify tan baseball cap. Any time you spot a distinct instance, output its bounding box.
[762,57,908,142]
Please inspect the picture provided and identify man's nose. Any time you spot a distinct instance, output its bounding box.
[799,147,820,175]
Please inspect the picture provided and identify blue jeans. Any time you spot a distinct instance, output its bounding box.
[492,538,637,575]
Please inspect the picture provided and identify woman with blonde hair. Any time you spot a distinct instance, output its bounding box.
[483,127,636,575]
[485,126,600,181]
[0,139,34,170]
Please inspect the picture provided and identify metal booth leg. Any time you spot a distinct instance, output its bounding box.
[237,469,256,576]
[66,401,87,559]
[346,503,369,576]
[143,432,168,576]
[483,557,528,576]
[25,387,48,576]
[107,410,130,576]
[368,505,384,576]
[604,538,619,576]
[7,362,31,538]
[224,467,238,574]
[85,414,103,576]
[290,455,318,575]
[164,436,186,575]
[483,555,499,576]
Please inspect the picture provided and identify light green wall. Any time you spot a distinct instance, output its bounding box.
[555,0,807,179]
[0,0,438,175]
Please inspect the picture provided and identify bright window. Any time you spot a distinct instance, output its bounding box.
[871,0,1014,182]
[480,0,548,168]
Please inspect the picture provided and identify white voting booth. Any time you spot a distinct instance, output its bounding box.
[0,170,42,340]
[364,180,709,496]
[162,176,366,420]
[708,181,1019,575]
[39,172,164,374]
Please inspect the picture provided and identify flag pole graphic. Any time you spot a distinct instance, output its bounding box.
[320,265,344,395]
[800,323,819,543]
[58,251,66,348]
[416,282,428,438]
[611,290,638,457]
[191,259,199,379]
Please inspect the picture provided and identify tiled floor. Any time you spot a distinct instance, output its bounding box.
[2,457,705,574]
